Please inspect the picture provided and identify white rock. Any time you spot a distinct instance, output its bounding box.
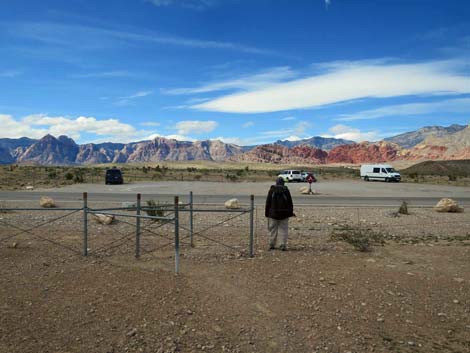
[224,198,240,209]
[434,198,464,213]
[25,186,34,190]
[40,196,56,208]
[93,213,115,225]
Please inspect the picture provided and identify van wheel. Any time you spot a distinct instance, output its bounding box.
[364,176,369,181]
[385,177,389,182]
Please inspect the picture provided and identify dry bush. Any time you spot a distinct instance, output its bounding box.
[330,225,385,252]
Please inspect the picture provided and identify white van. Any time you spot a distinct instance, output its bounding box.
[360,164,401,182]
[278,170,303,182]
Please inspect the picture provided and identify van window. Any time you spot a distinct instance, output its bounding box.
[386,168,395,173]
[381,168,387,173]
[292,171,300,174]
[373,167,380,173]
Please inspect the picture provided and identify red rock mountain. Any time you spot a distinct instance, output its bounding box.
[327,141,403,164]
[231,144,328,164]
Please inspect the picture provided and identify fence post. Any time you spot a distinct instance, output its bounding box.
[249,194,254,258]
[83,192,88,256]
[189,191,194,247]
[136,193,141,258]
[174,196,180,274]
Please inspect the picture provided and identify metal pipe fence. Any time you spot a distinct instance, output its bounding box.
[1,193,469,273]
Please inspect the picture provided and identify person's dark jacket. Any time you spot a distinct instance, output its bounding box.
[265,185,294,220]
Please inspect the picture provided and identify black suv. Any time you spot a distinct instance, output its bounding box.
[105,168,123,185]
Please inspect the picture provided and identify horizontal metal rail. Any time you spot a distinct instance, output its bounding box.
[87,210,175,221]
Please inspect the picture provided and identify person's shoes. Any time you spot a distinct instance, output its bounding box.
[279,244,287,251]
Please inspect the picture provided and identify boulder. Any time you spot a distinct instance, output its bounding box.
[25,186,34,191]
[224,198,240,209]
[40,196,56,208]
[434,198,464,213]
[93,213,115,225]
[300,186,316,195]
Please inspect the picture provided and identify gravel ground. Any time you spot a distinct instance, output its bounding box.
[1,201,470,353]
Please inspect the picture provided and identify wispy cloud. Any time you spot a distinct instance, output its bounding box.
[0,70,22,78]
[175,120,218,135]
[146,0,216,10]
[8,21,281,57]
[192,60,470,113]
[259,121,312,140]
[242,121,254,128]
[281,116,296,121]
[115,90,152,105]
[69,71,134,79]
[335,97,470,121]
[140,121,161,127]
[163,67,296,95]
[321,124,380,142]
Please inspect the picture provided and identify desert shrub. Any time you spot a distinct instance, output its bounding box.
[193,174,202,181]
[448,174,457,182]
[330,225,385,252]
[145,200,166,220]
[187,167,197,172]
[48,170,57,179]
[64,171,74,180]
[225,173,238,181]
[398,201,409,215]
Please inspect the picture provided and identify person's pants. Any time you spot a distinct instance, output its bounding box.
[268,218,289,247]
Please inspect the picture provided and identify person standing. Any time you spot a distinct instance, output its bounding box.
[265,177,295,251]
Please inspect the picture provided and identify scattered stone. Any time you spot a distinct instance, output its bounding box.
[453,278,464,283]
[25,185,34,191]
[453,299,460,304]
[40,196,56,208]
[126,328,137,337]
[93,213,115,225]
[224,198,240,209]
[434,198,464,213]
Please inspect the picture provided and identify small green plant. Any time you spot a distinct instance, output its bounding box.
[64,171,74,180]
[330,225,385,252]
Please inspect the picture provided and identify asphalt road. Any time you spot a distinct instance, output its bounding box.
[1,180,470,207]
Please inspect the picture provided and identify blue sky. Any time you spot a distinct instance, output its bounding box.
[1,0,470,145]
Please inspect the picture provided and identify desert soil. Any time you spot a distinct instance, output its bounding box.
[1,201,470,353]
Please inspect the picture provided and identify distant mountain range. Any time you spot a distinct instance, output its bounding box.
[0,124,468,165]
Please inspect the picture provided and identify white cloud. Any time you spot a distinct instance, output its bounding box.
[175,120,218,135]
[163,67,296,95]
[0,114,158,143]
[285,135,302,141]
[281,116,296,121]
[335,97,470,121]
[322,124,380,142]
[69,71,133,79]
[0,114,47,138]
[192,60,470,113]
[242,121,254,128]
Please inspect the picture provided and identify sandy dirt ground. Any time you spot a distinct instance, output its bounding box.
[1,199,470,353]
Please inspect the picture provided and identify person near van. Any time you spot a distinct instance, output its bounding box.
[265,177,295,251]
